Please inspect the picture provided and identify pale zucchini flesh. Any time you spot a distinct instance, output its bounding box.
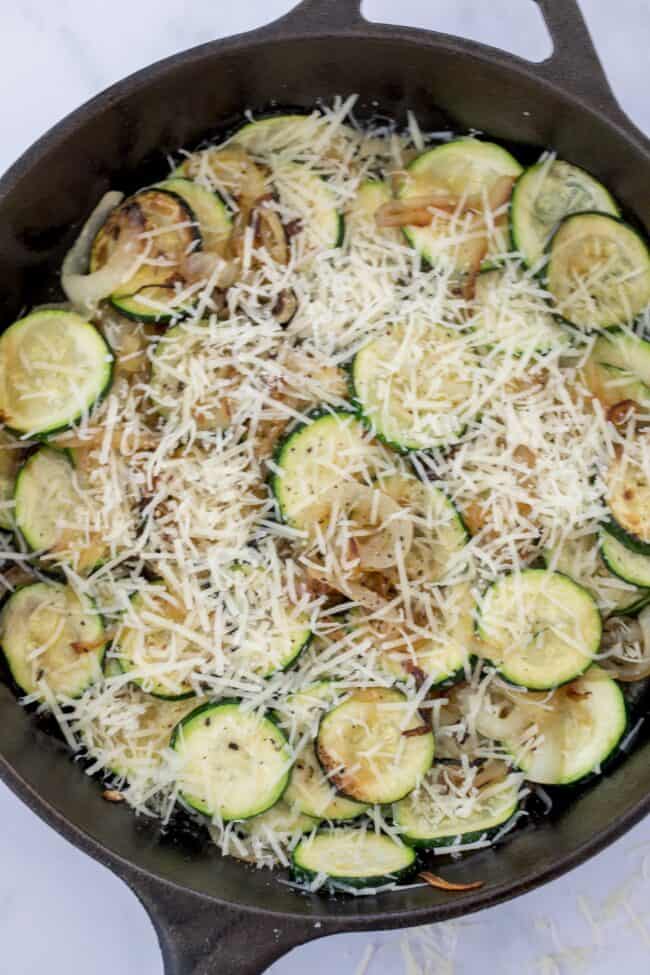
[393,764,521,848]
[115,589,198,700]
[156,177,231,255]
[292,829,416,887]
[316,686,435,804]
[0,581,106,698]
[546,212,650,331]
[172,700,292,820]
[14,446,107,574]
[351,322,477,451]
[473,268,569,356]
[271,161,343,250]
[0,311,112,436]
[511,159,620,268]
[279,683,369,820]
[0,430,24,531]
[503,668,627,785]
[399,139,522,271]
[478,569,602,690]
[544,534,650,616]
[90,188,200,322]
[271,411,386,532]
[606,447,650,555]
[600,526,650,588]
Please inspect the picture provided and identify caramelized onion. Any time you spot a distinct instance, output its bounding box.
[418,871,484,892]
[62,192,147,311]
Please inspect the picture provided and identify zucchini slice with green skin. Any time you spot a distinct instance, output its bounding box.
[0,581,106,698]
[600,526,650,589]
[114,589,198,700]
[478,569,602,690]
[223,564,313,678]
[544,534,650,617]
[271,161,343,250]
[271,410,386,532]
[291,829,416,888]
[583,330,650,409]
[375,472,470,585]
[316,687,435,804]
[155,178,231,255]
[0,310,113,436]
[0,430,25,531]
[605,446,650,555]
[14,446,107,574]
[473,268,569,356]
[90,188,200,322]
[545,212,650,331]
[503,667,627,785]
[351,322,477,451]
[398,139,522,270]
[393,764,521,848]
[239,799,319,838]
[280,683,369,821]
[510,159,620,268]
[349,584,474,687]
[171,700,292,820]
[232,114,344,156]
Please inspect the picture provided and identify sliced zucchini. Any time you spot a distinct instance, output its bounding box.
[393,763,521,848]
[544,534,649,617]
[171,700,292,820]
[545,212,650,331]
[271,410,386,532]
[316,687,435,804]
[473,268,569,355]
[291,829,416,888]
[600,527,650,589]
[149,321,232,426]
[90,188,200,322]
[349,180,391,222]
[583,330,650,410]
[398,139,522,270]
[114,589,199,700]
[156,178,231,255]
[511,159,620,268]
[348,586,473,687]
[477,569,602,690]
[271,161,343,250]
[85,690,199,782]
[232,114,336,158]
[0,581,106,698]
[239,799,318,838]
[280,683,369,820]
[606,445,650,555]
[173,145,268,202]
[14,446,107,574]
[375,472,469,584]
[351,322,477,451]
[0,430,24,531]
[503,667,627,785]
[0,310,112,436]
[222,564,312,678]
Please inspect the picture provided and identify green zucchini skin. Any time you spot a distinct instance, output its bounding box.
[600,527,650,589]
[171,699,292,821]
[291,828,417,888]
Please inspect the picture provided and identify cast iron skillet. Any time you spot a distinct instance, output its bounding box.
[0,1,649,972]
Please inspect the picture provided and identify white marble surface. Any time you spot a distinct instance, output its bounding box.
[1,2,649,973]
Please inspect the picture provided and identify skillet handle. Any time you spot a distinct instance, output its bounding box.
[267,0,646,145]
[120,870,328,975]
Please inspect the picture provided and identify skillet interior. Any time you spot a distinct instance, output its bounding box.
[1,26,649,928]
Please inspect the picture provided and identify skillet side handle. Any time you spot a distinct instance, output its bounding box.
[533,0,643,139]
[122,872,327,975]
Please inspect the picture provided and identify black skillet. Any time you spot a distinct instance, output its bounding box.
[0,1,649,972]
